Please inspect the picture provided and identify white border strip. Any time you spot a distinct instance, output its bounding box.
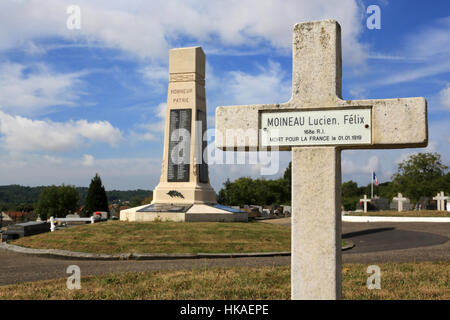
[343,216,450,223]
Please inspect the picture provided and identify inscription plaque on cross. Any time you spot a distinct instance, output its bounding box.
[215,20,428,299]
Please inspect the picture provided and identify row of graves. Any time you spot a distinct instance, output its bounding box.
[356,191,449,212]
[239,205,292,220]
[0,211,110,242]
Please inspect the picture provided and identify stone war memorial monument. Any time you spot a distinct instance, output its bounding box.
[121,47,247,222]
[216,20,428,299]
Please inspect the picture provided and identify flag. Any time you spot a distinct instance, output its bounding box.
[373,172,379,186]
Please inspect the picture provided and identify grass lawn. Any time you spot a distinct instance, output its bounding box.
[346,210,450,218]
[12,221,292,254]
[1,262,448,300]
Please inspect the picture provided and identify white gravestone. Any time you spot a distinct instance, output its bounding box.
[215,20,428,299]
[393,193,408,212]
[433,191,449,211]
[360,195,371,213]
[433,192,441,211]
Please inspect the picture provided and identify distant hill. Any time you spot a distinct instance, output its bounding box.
[0,185,153,209]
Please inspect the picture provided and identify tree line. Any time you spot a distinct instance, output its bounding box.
[2,152,448,215]
[218,152,449,210]
[0,182,153,212]
[217,162,291,206]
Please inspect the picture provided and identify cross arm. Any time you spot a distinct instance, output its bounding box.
[215,102,284,151]
[336,97,427,149]
[215,97,427,150]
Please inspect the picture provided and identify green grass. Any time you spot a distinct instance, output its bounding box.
[12,221,291,254]
[346,210,450,218]
[1,262,448,300]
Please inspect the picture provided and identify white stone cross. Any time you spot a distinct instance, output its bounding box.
[215,20,427,300]
[360,194,371,213]
[439,191,449,210]
[392,193,407,212]
[433,191,449,211]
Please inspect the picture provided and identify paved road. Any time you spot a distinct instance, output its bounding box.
[0,221,448,286]
[341,221,449,263]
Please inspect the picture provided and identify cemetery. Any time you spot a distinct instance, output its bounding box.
[347,191,449,217]
[0,11,449,303]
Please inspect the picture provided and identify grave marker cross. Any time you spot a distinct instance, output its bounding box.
[215,20,428,299]
[433,191,449,211]
[360,194,371,213]
[393,192,407,212]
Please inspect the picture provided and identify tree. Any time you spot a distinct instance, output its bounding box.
[15,203,34,212]
[391,152,448,202]
[283,161,292,198]
[35,185,79,220]
[142,195,153,205]
[217,174,291,207]
[341,180,359,210]
[130,196,143,208]
[342,180,359,198]
[217,179,232,205]
[82,174,109,216]
[437,172,450,193]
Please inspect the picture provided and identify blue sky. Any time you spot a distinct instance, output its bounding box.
[0,0,449,191]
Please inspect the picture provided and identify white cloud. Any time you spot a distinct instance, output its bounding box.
[0,153,162,190]
[0,111,123,152]
[342,155,379,175]
[140,102,166,132]
[0,62,87,116]
[75,120,123,146]
[82,154,95,167]
[43,155,63,164]
[129,131,158,142]
[403,17,450,61]
[349,87,367,99]
[379,60,450,86]
[139,64,169,93]
[440,84,450,110]
[128,102,166,142]
[140,64,168,83]
[220,61,291,106]
[0,0,368,64]
[21,40,47,55]
[373,17,450,86]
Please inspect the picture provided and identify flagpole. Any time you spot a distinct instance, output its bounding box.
[371,170,374,199]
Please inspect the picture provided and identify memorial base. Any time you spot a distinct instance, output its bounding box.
[151,182,217,205]
[120,204,248,222]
